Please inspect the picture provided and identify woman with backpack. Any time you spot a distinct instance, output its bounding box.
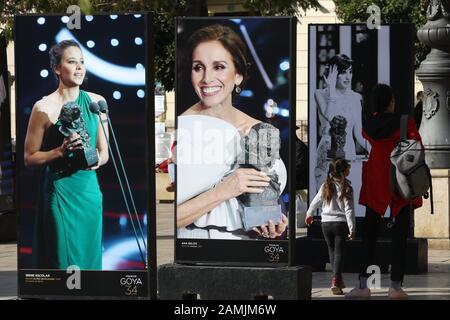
[346,84,423,299]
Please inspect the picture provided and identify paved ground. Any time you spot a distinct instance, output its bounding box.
[1,203,449,300]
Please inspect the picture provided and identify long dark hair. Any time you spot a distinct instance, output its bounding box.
[322,159,353,205]
[370,83,394,114]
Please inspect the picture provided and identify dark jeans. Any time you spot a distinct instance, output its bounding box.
[359,205,411,283]
[321,222,349,278]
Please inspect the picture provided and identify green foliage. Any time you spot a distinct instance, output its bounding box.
[333,0,430,68]
[0,0,192,90]
[0,0,321,90]
[243,0,321,16]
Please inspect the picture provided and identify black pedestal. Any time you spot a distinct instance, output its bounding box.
[158,264,312,300]
[0,194,14,212]
[306,218,402,240]
[296,236,428,274]
[0,211,16,242]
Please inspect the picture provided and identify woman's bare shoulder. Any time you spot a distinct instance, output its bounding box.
[32,97,47,112]
[181,104,201,116]
[32,95,57,113]
[352,91,362,100]
[348,90,363,105]
[246,116,261,128]
[234,108,261,134]
[29,96,59,126]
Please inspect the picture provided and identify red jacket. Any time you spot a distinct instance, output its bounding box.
[359,114,423,217]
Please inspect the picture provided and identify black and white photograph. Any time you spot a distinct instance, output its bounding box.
[308,24,415,217]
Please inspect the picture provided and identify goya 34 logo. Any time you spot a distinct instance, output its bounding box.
[120,275,143,296]
[264,244,285,262]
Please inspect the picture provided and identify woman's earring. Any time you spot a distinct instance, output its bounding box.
[235,85,241,94]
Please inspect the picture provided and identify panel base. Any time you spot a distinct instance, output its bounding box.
[158,264,312,300]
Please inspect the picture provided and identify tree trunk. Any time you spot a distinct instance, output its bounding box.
[183,0,208,16]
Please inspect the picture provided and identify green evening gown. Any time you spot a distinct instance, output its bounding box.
[32,90,103,270]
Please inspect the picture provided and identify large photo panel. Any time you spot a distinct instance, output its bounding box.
[0,37,14,212]
[175,17,296,265]
[308,24,415,218]
[15,13,154,298]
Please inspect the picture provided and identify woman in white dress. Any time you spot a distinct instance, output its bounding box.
[314,54,370,188]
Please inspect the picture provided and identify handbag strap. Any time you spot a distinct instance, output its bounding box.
[400,114,408,140]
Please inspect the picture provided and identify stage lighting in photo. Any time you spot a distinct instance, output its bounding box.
[55,28,145,86]
[137,89,145,98]
[119,215,127,228]
[281,109,290,117]
[240,90,253,98]
[38,43,47,51]
[102,237,147,270]
[239,24,274,90]
[279,60,290,71]
[113,91,121,100]
[40,69,48,78]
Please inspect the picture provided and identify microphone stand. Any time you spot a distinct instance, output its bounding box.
[102,109,147,252]
[95,109,147,268]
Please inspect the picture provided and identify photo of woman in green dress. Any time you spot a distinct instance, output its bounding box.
[24,40,109,270]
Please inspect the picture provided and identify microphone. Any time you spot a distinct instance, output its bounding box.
[98,100,108,114]
[91,99,147,265]
[89,101,100,114]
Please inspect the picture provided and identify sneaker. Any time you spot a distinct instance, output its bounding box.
[388,287,409,300]
[345,287,371,299]
[336,277,346,289]
[331,277,343,295]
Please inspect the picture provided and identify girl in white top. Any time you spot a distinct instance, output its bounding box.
[306,158,355,295]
